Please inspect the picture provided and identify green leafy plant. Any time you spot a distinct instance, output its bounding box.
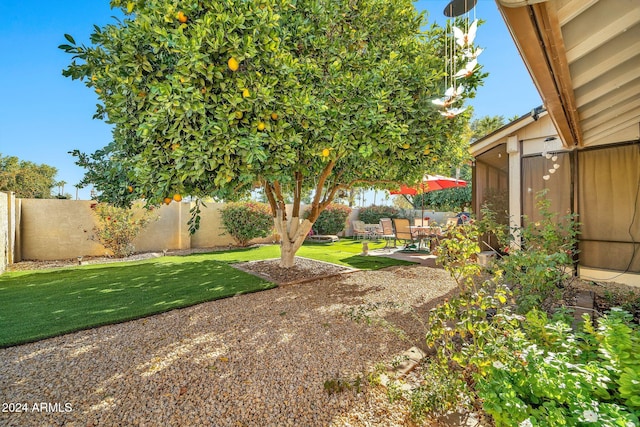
[358,205,400,224]
[409,359,472,422]
[220,202,274,247]
[91,203,156,257]
[304,203,351,235]
[488,192,580,313]
[435,219,482,293]
[323,374,364,395]
[422,205,639,426]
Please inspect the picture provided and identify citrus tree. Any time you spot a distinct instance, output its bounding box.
[61,0,483,267]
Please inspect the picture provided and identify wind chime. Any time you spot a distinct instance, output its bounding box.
[541,136,561,180]
[433,0,481,118]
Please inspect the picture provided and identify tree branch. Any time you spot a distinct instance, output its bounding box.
[272,181,287,220]
[308,160,336,223]
[291,171,302,218]
[263,180,281,219]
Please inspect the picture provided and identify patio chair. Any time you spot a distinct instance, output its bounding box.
[378,218,396,249]
[352,220,372,240]
[392,218,417,249]
[446,217,459,226]
[414,218,429,227]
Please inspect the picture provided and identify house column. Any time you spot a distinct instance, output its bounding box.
[507,135,521,248]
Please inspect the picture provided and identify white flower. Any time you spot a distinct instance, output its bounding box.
[582,409,598,422]
[493,360,506,370]
[519,418,533,427]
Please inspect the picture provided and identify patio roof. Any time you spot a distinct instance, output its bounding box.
[496,0,640,149]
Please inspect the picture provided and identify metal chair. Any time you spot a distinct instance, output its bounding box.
[378,218,396,249]
[352,220,372,240]
[392,218,417,250]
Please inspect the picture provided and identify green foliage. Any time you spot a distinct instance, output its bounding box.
[323,374,363,395]
[423,278,640,426]
[435,219,482,292]
[485,191,580,313]
[92,203,156,257]
[470,115,505,142]
[220,202,273,246]
[304,203,351,235]
[61,0,485,263]
[420,199,638,426]
[415,186,471,212]
[0,153,58,198]
[409,359,472,421]
[358,205,400,224]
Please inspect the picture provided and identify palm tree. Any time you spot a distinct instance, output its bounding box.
[470,115,506,142]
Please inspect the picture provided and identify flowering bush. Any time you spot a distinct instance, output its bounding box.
[304,203,351,235]
[91,203,156,257]
[220,202,274,246]
[485,192,580,313]
[358,205,400,224]
[418,204,639,426]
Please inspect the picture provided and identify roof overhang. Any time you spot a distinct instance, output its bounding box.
[496,0,640,149]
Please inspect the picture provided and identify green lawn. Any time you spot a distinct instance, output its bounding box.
[0,239,411,347]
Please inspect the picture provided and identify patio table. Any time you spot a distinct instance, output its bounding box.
[410,226,443,251]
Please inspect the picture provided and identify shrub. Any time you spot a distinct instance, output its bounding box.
[358,205,400,224]
[345,192,639,426]
[91,203,156,257]
[482,191,580,313]
[220,202,274,246]
[304,203,351,235]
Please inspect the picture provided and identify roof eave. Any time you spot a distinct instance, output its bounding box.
[496,0,583,148]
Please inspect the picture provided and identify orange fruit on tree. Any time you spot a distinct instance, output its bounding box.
[171,143,180,151]
[173,194,182,202]
[257,122,266,131]
[228,57,239,72]
[235,111,243,120]
[177,11,188,23]
[127,185,133,193]
[321,148,330,157]
[242,88,250,98]
[163,197,172,205]
[271,112,279,120]
[402,143,410,149]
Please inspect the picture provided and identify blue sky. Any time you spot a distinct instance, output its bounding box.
[0,0,541,200]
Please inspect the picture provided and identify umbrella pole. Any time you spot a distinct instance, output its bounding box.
[421,182,424,227]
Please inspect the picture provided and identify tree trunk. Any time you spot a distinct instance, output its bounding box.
[273,212,313,268]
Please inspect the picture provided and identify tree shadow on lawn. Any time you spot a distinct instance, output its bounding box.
[0,258,275,347]
[338,254,415,270]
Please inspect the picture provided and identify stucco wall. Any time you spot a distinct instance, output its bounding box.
[0,192,8,273]
[18,200,278,260]
[19,199,106,260]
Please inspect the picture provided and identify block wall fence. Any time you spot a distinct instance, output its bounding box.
[3,198,456,265]
[14,199,282,262]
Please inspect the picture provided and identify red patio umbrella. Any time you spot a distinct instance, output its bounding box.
[390,175,467,225]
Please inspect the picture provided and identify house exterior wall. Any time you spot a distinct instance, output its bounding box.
[471,115,640,286]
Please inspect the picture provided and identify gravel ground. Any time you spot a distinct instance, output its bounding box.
[0,261,459,427]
